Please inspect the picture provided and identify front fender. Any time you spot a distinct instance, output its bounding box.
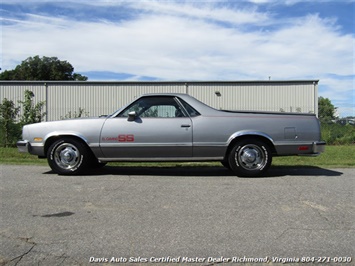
[44,131,89,144]
[41,131,90,157]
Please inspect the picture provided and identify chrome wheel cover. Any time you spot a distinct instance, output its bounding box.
[236,144,266,170]
[53,143,81,170]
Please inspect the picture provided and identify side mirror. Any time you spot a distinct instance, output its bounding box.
[128,111,137,121]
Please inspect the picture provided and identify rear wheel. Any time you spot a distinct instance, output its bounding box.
[47,138,90,175]
[228,138,272,177]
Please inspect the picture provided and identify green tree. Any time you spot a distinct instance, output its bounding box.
[18,90,46,125]
[318,96,336,123]
[72,73,88,81]
[0,98,20,147]
[0,55,88,81]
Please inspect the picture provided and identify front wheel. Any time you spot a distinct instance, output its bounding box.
[47,138,90,175]
[228,138,272,177]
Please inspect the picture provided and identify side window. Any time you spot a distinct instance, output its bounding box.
[178,99,201,117]
[118,97,186,118]
[119,99,146,117]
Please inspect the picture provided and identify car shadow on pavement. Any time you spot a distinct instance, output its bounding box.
[265,166,343,177]
[64,165,344,178]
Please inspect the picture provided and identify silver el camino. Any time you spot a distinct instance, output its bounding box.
[17,93,325,176]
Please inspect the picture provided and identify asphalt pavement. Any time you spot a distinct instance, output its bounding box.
[0,165,354,266]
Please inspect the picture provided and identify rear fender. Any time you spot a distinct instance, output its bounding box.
[226,131,276,158]
[228,131,274,144]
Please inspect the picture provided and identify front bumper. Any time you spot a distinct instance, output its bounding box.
[17,140,30,153]
[17,140,46,156]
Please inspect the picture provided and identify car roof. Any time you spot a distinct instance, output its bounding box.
[141,92,188,97]
[140,93,218,115]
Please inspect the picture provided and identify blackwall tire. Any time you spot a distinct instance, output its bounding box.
[228,138,272,177]
[90,161,107,169]
[221,159,231,170]
[47,138,89,175]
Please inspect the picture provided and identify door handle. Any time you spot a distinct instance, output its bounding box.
[181,124,191,128]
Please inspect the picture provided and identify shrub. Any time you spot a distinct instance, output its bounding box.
[0,98,21,147]
[0,91,46,147]
[321,123,355,145]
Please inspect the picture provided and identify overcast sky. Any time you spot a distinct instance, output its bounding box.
[1,0,354,116]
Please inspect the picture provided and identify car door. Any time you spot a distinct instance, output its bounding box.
[100,96,193,159]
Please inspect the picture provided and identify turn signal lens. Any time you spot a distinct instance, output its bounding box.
[34,137,43,142]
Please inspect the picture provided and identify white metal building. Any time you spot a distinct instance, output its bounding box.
[0,80,319,121]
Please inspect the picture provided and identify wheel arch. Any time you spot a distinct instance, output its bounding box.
[44,133,90,157]
[225,132,276,159]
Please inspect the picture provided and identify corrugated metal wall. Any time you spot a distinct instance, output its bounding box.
[48,82,186,120]
[0,81,318,121]
[189,82,317,113]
